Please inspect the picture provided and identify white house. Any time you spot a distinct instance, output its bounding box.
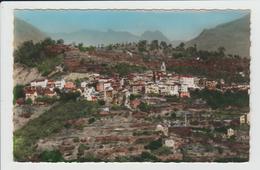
[81,81,88,88]
[172,85,179,96]
[240,115,246,124]
[179,76,195,88]
[25,89,38,102]
[30,79,48,88]
[155,124,168,136]
[180,84,188,92]
[126,50,133,57]
[179,84,190,98]
[165,139,176,150]
[124,89,131,108]
[240,113,250,125]
[227,128,235,138]
[145,83,159,94]
[54,79,66,89]
[82,87,97,101]
[120,78,125,88]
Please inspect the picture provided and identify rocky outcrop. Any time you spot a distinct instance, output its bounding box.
[13,63,43,85]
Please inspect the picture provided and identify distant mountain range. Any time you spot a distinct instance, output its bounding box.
[14,18,47,48]
[14,15,250,58]
[49,29,170,46]
[186,14,250,58]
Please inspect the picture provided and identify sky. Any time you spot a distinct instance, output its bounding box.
[15,10,249,41]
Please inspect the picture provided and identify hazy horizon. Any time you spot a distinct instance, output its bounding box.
[15,10,249,41]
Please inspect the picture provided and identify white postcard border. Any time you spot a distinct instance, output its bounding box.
[1,1,260,170]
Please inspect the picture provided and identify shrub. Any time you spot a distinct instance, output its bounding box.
[153,146,173,155]
[25,98,33,105]
[138,102,152,112]
[60,91,80,101]
[39,150,64,162]
[129,94,142,101]
[88,117,96,124]
[13,84,25,104]
[35,96,57,104]
[145,138,163,151]
[137,151,159,162]
[98,100,105,106]
[13,101,100,161]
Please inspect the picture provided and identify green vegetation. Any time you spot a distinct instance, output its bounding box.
[13,100,100,161]
[137,151,159,162]
[13,84,25,104]
[35,96,58,104]
[14,38,64,75]
[145,138,163,151]
[78,43,96,52]
[77,144,90,157]
[37,55,63,76]
[129,94,142,101]
[138,40,147,52]
[191,89,249,109]
[114,151,159,162]
[77,154,102,162]
[112,63,147,76]
[153,146,173,156]
[170,112,177,119]
[138,102,153,112]
[165,95,179,102]
[111,104,127,111]
[88,117,96,124]
[97,99,105,106]
[25,98,33,105]
[39,150,64,162]
[59,91,81,101]
[133,130,155,136]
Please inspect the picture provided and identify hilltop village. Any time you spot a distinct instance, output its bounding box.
[13,40,250,162]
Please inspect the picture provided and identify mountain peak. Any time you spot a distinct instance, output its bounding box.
[14,17,47,47]
[141,30,170,42]
[186,15,250,58]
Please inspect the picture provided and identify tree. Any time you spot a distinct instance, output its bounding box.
[150,40,159,50]
[186,44,197,57]
[39,150,64,162]
[138,40,147,52]
[176,42,185,51]
[75,79,81,87]
[145,138,163,150]
[170,112,177,119]
[42,37,56,46]
[98,99,105,106]
[13,84,25,104]
[14,40,39,67]
[160,41,168,50]
[129,94,141,101]
[107,44,113,50]
[138,102,152,112]
[88,117,96,124]
[57,39,64,44]
[217,46,226,58]
[25,98,33,105]
[60,91,80,101]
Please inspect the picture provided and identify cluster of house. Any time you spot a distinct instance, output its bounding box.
[21,62,249,107]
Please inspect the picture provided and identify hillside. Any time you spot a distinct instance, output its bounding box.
[14,18,47,48]
[49,29,170,46]
[140,30,170,43]
[186,15,250,58]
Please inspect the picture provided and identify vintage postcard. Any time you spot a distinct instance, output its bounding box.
[12,9,250,162]
[1,1,260,170]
